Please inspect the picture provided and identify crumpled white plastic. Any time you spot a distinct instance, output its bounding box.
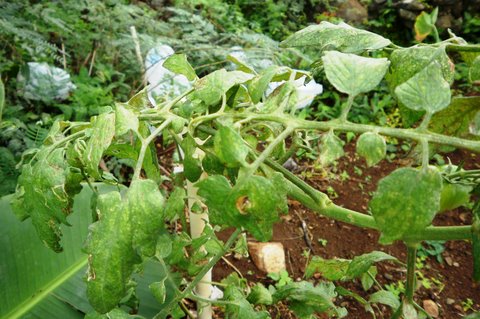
[267,75,323,109]
[145,44,192,106]
[17,62,76,102]
[209,285,224,300]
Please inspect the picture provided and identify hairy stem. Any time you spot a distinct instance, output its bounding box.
[197,124,474,241]
[160,112,480,152]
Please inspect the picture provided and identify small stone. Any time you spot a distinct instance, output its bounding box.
[453,262,460,267]
[248,242,286,274]
[336,0,368,23]
[283,158,299,171]
[454,304,463,312]
[446,298,455,305]
[384,273,394,280]
[233,253,243,260]
[445,256,453,266]
[423,299,439,318]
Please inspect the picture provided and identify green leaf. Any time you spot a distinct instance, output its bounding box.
[387,46,454,90]
[368,290,401,310]
[192,69,254,105]
[319,131,344,166]
[128,180,165,256]
[369,167,443,244]
[472,203,480,282]
[224,286,270,319]
[214,125,249,167]
[439,183,472,213]
[360,266,377,291]
[127,89,150,111]
[197,173,288,241]
[248,66,280,103]
[469,56,480,83]
[273,281,342,318]
[163,187,186,222]
[11,148,81,252]
[202,152,225,175]
[335,286,374,315]
[227,54,255,74]
[395,61,451,114]
[429,97,480,138]
[356,132,386,167]
[84,191,138,313]
[280,21,391,53]
[0,77,4,123]
[414,8,438,42]
[83,113,116,179]
[163,54,197,81]
[305,256,350,280]
[181,135,202,182]
[115,103,139,136]
[386,46,454,126]
[84,180,164,313]
[322,51,390,96]
[346,251,397,279]
[149,279,167,304]
[262,81,297,113]
[247,283,273,305]
[86,308,145,319]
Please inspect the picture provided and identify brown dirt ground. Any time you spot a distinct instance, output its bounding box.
[211,141,480,319]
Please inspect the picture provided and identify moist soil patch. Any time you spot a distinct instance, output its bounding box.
[212,142,480,318]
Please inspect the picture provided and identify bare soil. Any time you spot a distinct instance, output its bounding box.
[212,142,480,318]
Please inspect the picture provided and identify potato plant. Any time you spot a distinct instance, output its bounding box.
[10,22,480,318]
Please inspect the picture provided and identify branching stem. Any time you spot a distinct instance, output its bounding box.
[154,228,242,318]
[132,118,173,181]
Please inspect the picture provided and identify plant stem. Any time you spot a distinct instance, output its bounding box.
[340,95,355,122]
[132,118,172,181]
[168,113,480,152]
[418,111,432,131]
[432,27,440,43]
[446,44,480,53]
[248,126,294,174]
[164,88,194,111]
[130,26,146,85]
[187,294,239,306]
[404,244,418,303]
[421,139,429,172]
[197,124,474,242]
[154,228,242,319]
[49,130,86,150]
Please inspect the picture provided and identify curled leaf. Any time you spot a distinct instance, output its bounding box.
[356,132,386,167]
[319,131,344,166]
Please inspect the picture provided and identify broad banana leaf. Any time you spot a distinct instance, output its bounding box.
[0,184,174,319]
